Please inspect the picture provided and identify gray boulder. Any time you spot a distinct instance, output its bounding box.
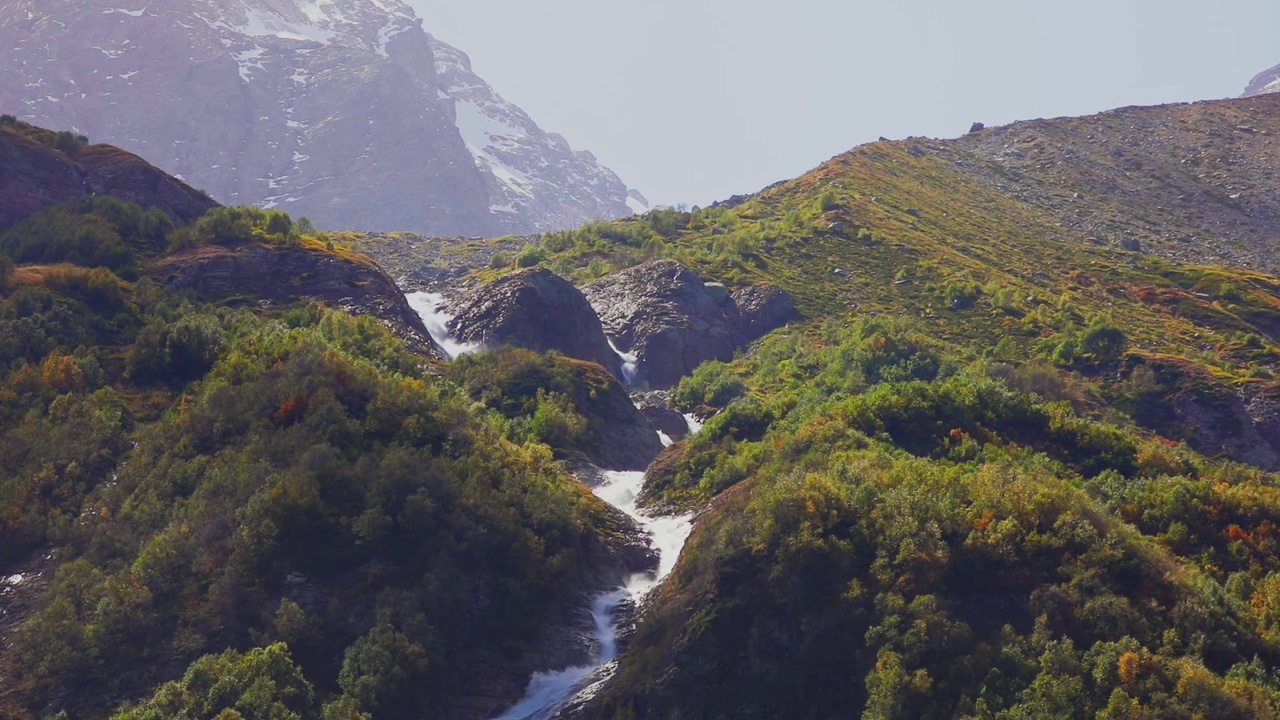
[582,260,797,389]
[447,268,624,379]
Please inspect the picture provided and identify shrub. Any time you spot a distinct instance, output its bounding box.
[110,643,316,720]
[672,361,746,410]
[1080,320,1127,362]
[514,243,545,268]
[174,206,300,249]
[944,280,981,309]
[0,255,13,291]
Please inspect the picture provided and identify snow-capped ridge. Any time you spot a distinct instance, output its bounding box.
[0,0,645,235]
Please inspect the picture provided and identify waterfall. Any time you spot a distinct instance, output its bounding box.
[606,338,639,386]
[405,291,483,360]
[487,434,698,719]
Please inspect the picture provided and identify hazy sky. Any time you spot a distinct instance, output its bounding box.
[408,0,1280,207]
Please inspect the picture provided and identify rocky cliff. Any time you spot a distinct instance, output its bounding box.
[445,267,625,380]
[152,241,443,357]
[582,260,796,390]
[0,118,216,228]
[0,0,644,236]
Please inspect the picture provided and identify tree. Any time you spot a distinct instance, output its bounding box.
[1081,321,1127,363]
[111,643,316,720]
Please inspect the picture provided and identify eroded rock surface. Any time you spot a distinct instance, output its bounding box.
[447,268,623,379]
[152,242,443,357]
[582,260,796,389]
[0,122,216,228]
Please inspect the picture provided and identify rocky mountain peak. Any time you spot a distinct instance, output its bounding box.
[1243,62,1280,97]
[0,0,644,236]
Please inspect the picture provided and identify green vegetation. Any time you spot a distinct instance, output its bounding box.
[508,141,1280,718]
[169,205,302,251]
[0,115,88,155]
[9,117,1280,719]
[0,199,626,720]
[597,316,1280,720]
[0,196,173,280]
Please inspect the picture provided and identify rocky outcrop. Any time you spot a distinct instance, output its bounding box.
[633,391,690,440]
[151,242,443,357]
[446,268,624,379]
[0,121,216,228]
[732,283,798,341]
[0,0,644,236]
[582,260,797,390]
[1126,354,1280,470]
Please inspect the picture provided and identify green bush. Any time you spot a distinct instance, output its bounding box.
[111,644,316,720]
[171,206,299,250]
[514,243,545,268]
[944,280,981,309]
[672,361,747,410]
[0,196,172,278]
[1080,320,1128,362]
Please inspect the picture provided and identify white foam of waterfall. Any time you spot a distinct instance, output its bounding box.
[487,448,699,719]
[606,338,639,386]
[405,291,484,360]
[682,413,704,435]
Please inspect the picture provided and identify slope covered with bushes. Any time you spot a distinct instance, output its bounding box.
[0,195,642,720]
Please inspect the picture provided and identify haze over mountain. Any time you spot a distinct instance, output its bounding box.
[0,0,646,236]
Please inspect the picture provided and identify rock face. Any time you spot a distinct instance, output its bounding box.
[582,260,797,390]
[152,242,443,357]
[0,121,216,228]
[0,0,645,236]
[633,391,690,440]
[1243,63,1280,97]
[1128,354,1280,471]
[446,268,624,379]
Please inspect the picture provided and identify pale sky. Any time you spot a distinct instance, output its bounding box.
[409,0,1280,208]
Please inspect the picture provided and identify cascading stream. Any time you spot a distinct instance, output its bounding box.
[488,436,697,720]
[405,291,483,359]
[408,290,697,720]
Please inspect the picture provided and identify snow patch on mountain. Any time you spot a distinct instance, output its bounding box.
[1243,62,1280,98]
[432,35,645,231]
[0,0,644,235]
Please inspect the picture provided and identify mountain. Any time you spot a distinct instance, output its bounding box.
[398,93,1280,719]
[1243,62,1280,97]
[10,94,1280,719]
[0,122,656,720]
[0,0,646,236]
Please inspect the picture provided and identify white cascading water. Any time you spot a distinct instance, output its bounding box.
[606,339,639,386]
[405,291,484,359]
[405,288,699,718]
[488,419,700,720]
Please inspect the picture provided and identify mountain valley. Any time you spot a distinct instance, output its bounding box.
[4,78,1280,720]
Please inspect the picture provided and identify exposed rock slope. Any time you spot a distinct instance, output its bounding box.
[582,260,796,390]
[929,94,1280,272]
[153,241,443,357]
[0,119,216,227]
[445,267,624,380]
[0,0,644,236]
